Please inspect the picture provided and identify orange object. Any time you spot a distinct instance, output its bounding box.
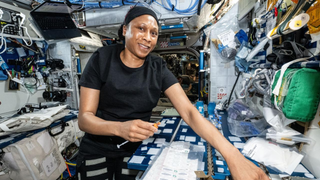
[291,0,299,4]
[65,163,72,177]
[153,122,161,128]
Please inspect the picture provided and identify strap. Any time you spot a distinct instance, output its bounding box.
[272,57,310,96]
[277,0,304,35]
[0,124,12,132]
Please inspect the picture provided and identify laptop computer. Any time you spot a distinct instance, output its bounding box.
[30,1,81,40]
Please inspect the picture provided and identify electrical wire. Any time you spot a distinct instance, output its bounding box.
[227,72,241,107]
[0,24,16,54]
[18,25,33,47]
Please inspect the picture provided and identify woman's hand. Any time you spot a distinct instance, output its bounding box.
[226,149,270,180]
[117,120,157,142]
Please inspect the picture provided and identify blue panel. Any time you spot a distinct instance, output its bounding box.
[161,24,183,30]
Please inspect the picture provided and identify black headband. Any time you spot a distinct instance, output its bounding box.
[124,6,159,26]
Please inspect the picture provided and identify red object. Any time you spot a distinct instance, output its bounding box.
[275,7,278,17]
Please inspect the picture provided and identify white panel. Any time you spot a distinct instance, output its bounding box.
[0,82,45,114]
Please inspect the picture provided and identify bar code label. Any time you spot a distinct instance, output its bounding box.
[217,29,235,46]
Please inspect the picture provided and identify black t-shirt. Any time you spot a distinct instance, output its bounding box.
[78,44,178,157]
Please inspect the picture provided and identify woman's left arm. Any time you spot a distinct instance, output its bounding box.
[164,83,269,180]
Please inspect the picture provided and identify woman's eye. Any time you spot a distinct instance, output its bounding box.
[139,27,144,31]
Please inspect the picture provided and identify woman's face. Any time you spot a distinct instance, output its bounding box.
[123,15,158,59]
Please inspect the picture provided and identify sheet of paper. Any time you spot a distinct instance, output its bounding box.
[180,135,185,140]
[154,130,161,134]
[218,167,224,173]
[158,121,166,127]
[185,136,196,142]
[141,146,148,151]
[166,120,175,124]
[172,117,177,119]
[163,129,173,133]
[147,148,160,155]
[182,128,187,133]
[142,138,154,145]
[234,142,245,149]
[129,156,145,164]
[294,164,309,173]
[216,160,224,165]
[154,138,166,144]
[228,136,242,142]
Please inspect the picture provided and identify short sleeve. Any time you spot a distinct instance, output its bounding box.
[79,51,102,90]
[161,60,178,92]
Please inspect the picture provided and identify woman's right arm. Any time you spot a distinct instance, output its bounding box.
[78,86,156,142]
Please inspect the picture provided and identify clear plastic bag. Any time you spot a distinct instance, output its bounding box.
[227,99,269,137]
[209,4,241,62]
[140,141,205,180]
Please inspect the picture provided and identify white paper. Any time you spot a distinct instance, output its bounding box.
[234,142,245,149]
[129,156,145,164]
[228,136,242,142]
[185,136,196,142]
[172,117,177,119]
[142,138,154,145]
[180,135,185,141]
[217,29,235,46]
[154,130,161,134]
[216,160,224,165]
[218,167,224,173]
[141,146,148,151]
[294,164,309,173]
[158,121,166,127]
[182,128,187,133]
[147,148,160,155]
[163,129,173,133]
[154,138,166,144]
[166,120,175,124]
[242,138,304,174]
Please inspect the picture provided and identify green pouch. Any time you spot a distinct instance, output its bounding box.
[272,68,320,122]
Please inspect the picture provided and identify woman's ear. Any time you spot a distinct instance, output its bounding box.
[122,25,127,37]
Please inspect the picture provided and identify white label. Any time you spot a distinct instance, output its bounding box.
[228,136,242,142]
[217,29,235,46]
[217,87,227,100]
[25,141,35,151]
[163,129,173,133]
[216,160,224,165]
[42,153,58,177]
[218,167,224,173]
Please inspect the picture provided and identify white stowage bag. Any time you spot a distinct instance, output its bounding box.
[242,137,304,175]
[2,130,66,180]
[0,105,70,137]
